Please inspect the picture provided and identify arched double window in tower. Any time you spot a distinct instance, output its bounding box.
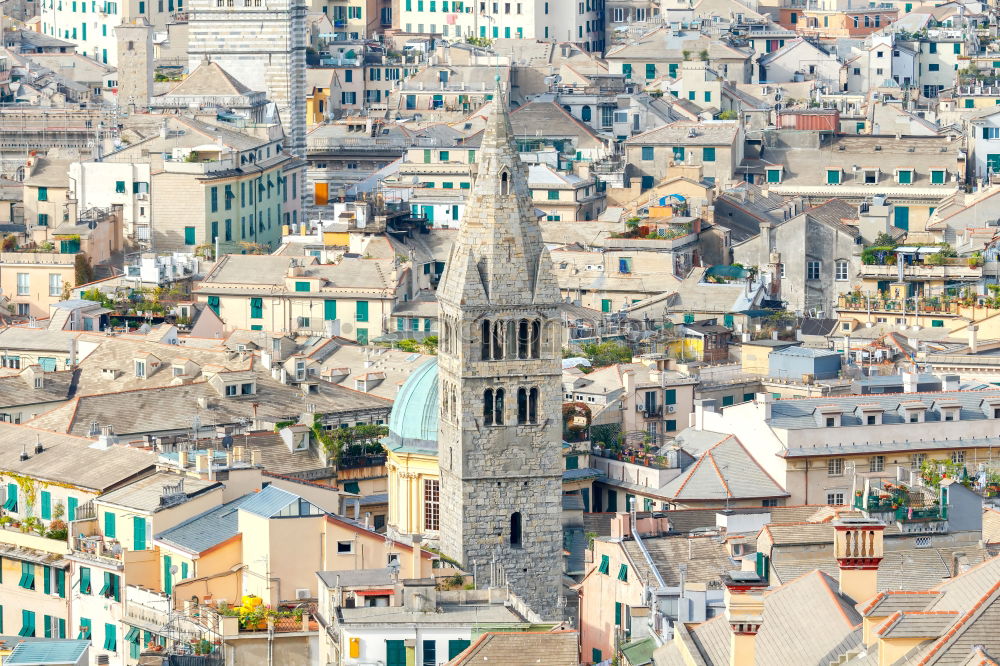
[516,387,539,425]
[483,388,505,426]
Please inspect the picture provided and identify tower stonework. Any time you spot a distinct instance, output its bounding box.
[185,0,306,158]
[436,89,563,619]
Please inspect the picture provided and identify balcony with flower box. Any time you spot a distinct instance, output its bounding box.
[855,479,947,533]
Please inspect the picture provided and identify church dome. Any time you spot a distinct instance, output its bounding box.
[384,358,439,453]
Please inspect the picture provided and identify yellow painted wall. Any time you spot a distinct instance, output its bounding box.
[386,450,440,535]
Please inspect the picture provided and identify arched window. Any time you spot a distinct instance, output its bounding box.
[500,170,509,195]
[581,105,592,122]
[481,320,491,360]
[530,319,541,358]
[517,319,529,359]
[491,320,504,360]
[483,388,494,426]
[517,387,528,424]
[510,512,522,547]
[528,387,538,424]
[494,388,505,425]
[506,320,517,358]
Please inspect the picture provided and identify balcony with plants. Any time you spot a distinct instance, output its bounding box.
[854,479,946,523]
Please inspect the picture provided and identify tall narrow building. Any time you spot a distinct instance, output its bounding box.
[436,87,563,619]
[185,0,307,158]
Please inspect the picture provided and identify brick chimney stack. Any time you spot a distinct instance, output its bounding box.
[723,571,767,666]
[834,519,885,604]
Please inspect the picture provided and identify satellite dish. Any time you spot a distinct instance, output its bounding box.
[169,565,178,575]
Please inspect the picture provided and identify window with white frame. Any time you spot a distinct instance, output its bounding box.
[826,491,845,505]
[869,455,885,473]
[48,273,62,297]
[951,450,965,464]
[911,453,926,468]
[835,260,849,281]
[827,458,843,476]
[807,261,821,280]
[16,273,28,296]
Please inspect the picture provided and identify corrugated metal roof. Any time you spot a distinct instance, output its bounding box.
[5,639,90,665]
[154,493,255,555]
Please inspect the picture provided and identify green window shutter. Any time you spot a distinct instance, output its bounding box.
[898,170,912,184]
[703,147,716,162]
[56,568,66,598]
[448,640,471,659]
[743,393,754,402]
[181,562,189,580]
[184,226,196,245]
[607,489,618,511]
[344,481,361,494]
[19,562,35,589]
[294,281,310,292]
[43,614,52,638]
[827,169,840,184]
[99,571,112,597]
[598,554,610,574]
[644,497,654,511]
[641,146,653,160]
[356,300,369,322]
[164,555,173,595]
[666,419,677,431]
[622,63,632,78]
[19,610,35,637]
[931,319,944,327]
[645,63,655,79]
[4,482,17,511]
[724,314,734,328]
[386,639,406,666]
[722,395,735,406]
[767,169,781,183]
[133,516,147,551]
[80,567,91,594]
[59,618,66,639]
[965,98,975,108]
[104,511,116,538]
[931,170,945,184]
[669,63,677,77]
[250,297,263,318]
[664,389,677,405]
[78,618,91,640]
[67,497,78,521]
[683,313,694,324]
[324,299,337,320]
[43,565,51,594]
[618,564,628,581]
[207,296,220,315]
[615,601,622,625]
[104,623,117,652]
[672,146,685,161]
[423,149,431,163]
[566,455,579,470]
[601,299,612,313]
[593,649,603,663]
[40,491,51,519]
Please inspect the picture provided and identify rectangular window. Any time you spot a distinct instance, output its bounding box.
[133,516,147,551]
[104,511,116,538]
[104,623,116,652]
[672,146,685,161]
[930,169,945,184]
[40,490,51,519]
[827,169,841,184]
[19,562,35,590]
[835,260,848,281]
[766,168,781,183]
[422,640,436,666]
[807,261,821,280]
[827,492,845,505]
[597,554,610,574]
[828,458,843,476]
[423,479,440,531]
[115,180,126,193]
[48,273,62,297]
[37,213,49,226]
[294,281,310,292]
[38,187,48,201]
[184,226,196,245]
[19,610,35,637]
[16,273,29,296]
[641,146,654,160]
[869,455,885,473]
[897,169,913,184]
[703,147,716,162]
[356,300,369,322]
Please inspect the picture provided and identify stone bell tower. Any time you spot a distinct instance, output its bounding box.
[435,85,563,619]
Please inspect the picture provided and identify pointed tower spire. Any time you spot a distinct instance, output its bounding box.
[437,83,559,308]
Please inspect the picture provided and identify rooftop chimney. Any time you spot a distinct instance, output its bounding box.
[834,519,884,604]
[723,571,767,666]
[411,535,422,578]
[969,324,979,354]
[693,398,717,430]
[754,392,773,421]
[902,372,918,394]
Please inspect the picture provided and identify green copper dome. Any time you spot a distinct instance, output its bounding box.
[385,358,439,454]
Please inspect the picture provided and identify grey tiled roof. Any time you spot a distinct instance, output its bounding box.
[658,571,863,666]
[860,591,942,617]
[316,568,395,589]
[0,423,156,491]
[99,471,220,513]
[446,631,579,665]
[239,484,300,517]
[766,390,1000,430]
[659,435,788,501]
[879,610,959,638]
[622,535,744,587]
[626,120,739,147]
[155,493,255,554]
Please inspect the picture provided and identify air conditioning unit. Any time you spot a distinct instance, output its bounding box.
[666,405,677,414]
[295,588,311,600]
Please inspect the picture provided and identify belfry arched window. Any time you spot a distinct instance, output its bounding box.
[500,170,510,195]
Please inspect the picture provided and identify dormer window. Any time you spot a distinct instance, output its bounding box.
[173,366,184,377]
[896,168,913,184]
[134,360,146,378]
[225,384,237,397]
[241,383,254,395]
